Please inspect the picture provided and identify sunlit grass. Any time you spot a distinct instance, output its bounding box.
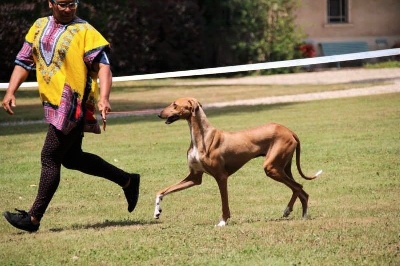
[0,84,399,265]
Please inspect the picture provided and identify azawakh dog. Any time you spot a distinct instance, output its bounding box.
[154,97,322,226]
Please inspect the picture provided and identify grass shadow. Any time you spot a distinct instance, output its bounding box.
[44,219,160,233]
[70,218,160,230]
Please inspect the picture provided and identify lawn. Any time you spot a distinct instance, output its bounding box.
[0,78,399,265]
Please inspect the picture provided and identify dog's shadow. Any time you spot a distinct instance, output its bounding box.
[48,219,160,232]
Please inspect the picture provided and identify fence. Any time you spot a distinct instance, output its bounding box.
[0,48,399,89]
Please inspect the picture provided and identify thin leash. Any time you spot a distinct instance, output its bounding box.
[102,109,161,131]
[108,111,142,114]
[108,108,161,115]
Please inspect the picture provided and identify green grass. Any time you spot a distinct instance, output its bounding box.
[364,59,400,69]
[0,81,399,265]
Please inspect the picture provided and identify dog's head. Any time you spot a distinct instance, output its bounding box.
[158,97,202,124]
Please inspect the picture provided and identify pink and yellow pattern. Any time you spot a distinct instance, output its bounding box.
[16,16,110,134]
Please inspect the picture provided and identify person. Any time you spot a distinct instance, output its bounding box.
[2,0,140,232]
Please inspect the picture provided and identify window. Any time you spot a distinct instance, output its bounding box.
[327,0,348,23]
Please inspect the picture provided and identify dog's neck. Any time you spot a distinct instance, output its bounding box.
[188,106,215,150]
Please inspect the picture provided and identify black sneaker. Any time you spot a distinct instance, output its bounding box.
[3,209,40,232]
[123,173,140,212]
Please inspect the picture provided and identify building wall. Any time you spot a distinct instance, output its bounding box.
[295,0,400,54]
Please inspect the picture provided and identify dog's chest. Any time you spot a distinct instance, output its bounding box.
[187,146,205,172]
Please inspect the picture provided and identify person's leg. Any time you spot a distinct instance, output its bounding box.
[62,132,130,187]
[61,129,140,212]
[3,124,80,232]
[4,123,140,232]
[28,124,82,221]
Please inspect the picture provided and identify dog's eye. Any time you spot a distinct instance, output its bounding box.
[172,103,177,109]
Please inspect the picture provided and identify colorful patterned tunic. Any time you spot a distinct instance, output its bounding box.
[16,16,110,134]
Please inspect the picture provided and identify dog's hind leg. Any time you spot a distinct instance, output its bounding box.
[264,149,309,219]
[285,160,311,218]
[283,194,297,218]
[154,171,203,219]
[282,160,297,217]
[282,178,309,219]
[265,167,307,218]
[283,187,308,218]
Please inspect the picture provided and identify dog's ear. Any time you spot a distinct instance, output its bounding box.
[188,98,200,117]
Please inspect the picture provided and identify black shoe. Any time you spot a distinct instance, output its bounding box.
[3,209,40,232]
[123,173,140,212]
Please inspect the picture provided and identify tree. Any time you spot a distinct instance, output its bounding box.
[0,0,305,81]
[0,0,49,81]
[200,0,305,73]
[103,0,206,75]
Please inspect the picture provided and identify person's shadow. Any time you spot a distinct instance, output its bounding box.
[48,219,160,232]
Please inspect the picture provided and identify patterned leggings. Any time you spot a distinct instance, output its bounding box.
[29,124,130,221]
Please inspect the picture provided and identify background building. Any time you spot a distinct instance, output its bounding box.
[295,0,400,55]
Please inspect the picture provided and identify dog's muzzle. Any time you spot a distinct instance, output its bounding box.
[158,114,180,124]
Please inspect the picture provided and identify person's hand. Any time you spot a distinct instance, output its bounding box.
[2,92,16,115]
[97,98,111,131]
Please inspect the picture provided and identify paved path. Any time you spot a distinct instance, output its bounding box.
[204,80,400,108]
[131,67,400,112]
[178,68,400,85]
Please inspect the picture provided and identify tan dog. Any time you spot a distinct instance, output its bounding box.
[154,97,322,226]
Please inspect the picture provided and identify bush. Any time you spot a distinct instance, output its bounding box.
[0,0,306,81]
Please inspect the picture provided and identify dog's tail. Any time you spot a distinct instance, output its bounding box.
[293,134,323,180]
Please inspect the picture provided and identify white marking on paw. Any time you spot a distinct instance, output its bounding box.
[154,195,163,219]
[215,219,227,227]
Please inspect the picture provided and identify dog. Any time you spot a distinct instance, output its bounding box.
[154,97,322,226]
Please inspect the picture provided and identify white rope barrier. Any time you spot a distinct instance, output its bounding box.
[1,48,399,89]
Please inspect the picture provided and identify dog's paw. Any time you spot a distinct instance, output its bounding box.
[215,219,227,227]
[154,209,162,219]
[283,206,292,217]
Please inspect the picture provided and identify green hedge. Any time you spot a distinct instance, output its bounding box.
[0,0,304,82]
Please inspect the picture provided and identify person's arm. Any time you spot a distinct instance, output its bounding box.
[96,62,113,122]
[2,65,30,115]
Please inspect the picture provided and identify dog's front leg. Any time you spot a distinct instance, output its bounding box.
[154,172,203,219]
[214,175,230,227]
